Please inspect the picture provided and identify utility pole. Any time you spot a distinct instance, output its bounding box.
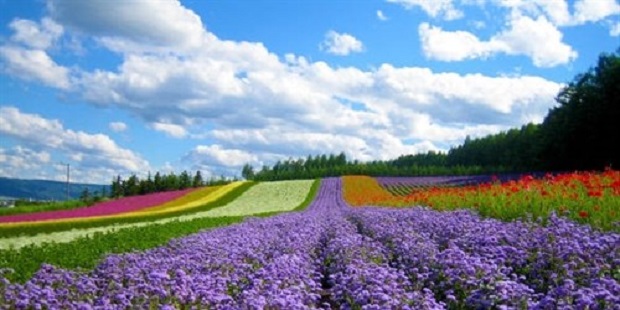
[59,162,71,201]
[66,163,70,201]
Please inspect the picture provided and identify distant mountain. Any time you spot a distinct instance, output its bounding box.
[0,177,109,201]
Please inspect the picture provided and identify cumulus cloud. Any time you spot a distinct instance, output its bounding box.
[47,0,204,53]
[494,15,578,67]
[0,46,71,88]
[0,17,71,89]
[9,17,63,50]
[418,23,498,61]
[387,0,463,20]
[0,106,150,174]
[0,0,571,180]
[150,122,188,138]
[320,30,364,56]
[611,22,620,36]
[573,0,620,25]
[419,15,578,67]
[0,146,51,175]
[185,145,258,168]
[108,122,127,132]
[489,0,619,27]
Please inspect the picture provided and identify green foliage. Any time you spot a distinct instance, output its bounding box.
[0,182,256,238]
[245,151,505,181]
[192,171,204,188]
[447,123,542,171]
[109,171,235,199]
[0,215,245,284]
[540,49,620,170]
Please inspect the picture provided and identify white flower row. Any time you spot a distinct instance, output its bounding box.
[199,179,314,217]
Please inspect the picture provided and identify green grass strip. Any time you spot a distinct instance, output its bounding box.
[0,182,256,238]
[0,215,246,284]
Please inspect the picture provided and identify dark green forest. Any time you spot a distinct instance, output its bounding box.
[109,171,235,198]
[243,48,619,181]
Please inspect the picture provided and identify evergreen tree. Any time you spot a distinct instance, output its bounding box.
[192,170,204,187]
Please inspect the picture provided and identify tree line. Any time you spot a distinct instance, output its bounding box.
[108,171,236,198]
[243,48,619,181]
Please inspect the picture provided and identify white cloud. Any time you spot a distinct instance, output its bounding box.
[0,107,150,174]
[9,17,63,50]
[109,122,127,132]
[419,15,578,67]
[494,15,577,67]
[377,10,388,21]
[47,0,204,53]
[387,0,463,20]
[185,145,258,168]
[150,122,188,138]
[320,30,364,56]
[0,18,70,89]
[0,45,71,89]
[0,0,571,178]
[418,23,498,61]
[611,22,620,36]
[0,147,55,181]
[573,0,620,24]
[492,0,620,26]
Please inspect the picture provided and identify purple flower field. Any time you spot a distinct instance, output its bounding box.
[1,178,619,309]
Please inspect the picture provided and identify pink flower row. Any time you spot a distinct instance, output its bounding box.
[0,188,196,224]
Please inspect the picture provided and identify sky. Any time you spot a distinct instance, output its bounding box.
[0,0,619,184]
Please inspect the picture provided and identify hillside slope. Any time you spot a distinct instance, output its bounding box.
[0,177,108,201]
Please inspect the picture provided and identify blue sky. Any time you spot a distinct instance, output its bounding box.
[0,0,619,184]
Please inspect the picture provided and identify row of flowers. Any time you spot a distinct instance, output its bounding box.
[2,178,617,308]
[0,180,315,250]
[0,183,244,230]
[345,170,620,231]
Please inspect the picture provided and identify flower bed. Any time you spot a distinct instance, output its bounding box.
[2,178,617,308]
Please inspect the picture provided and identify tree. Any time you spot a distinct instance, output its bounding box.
[80,187,91,202]
[123,175,140,196]
[540,48,620,170]
[179,170,192,189]
[110,175,122,198]
[153,172,164,192]
[241,163,255,180]
[192,170,204,187]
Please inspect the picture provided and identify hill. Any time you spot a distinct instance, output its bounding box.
[0,177,108,201]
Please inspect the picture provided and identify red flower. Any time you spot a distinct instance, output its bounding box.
[578,210,589,218]
[587,190,602,197]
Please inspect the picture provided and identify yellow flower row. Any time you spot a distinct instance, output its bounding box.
[0,182,246,228]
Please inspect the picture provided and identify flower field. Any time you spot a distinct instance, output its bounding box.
[345,170,620,231]
[1,177,618,309]
[0,180,317,251]
[0,182,249,238]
